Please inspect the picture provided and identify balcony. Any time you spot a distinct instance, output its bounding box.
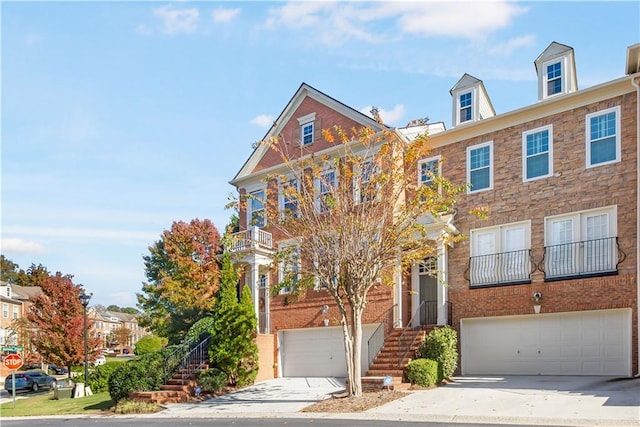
[228,227,273,253]
[467,249,532,288]
[543,237,619,281]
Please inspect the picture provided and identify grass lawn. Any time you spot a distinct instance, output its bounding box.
[0,390,114,417]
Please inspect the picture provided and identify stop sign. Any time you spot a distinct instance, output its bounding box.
[3,354,23,370]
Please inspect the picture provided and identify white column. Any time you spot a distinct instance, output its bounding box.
[394,260,403,328]
[437,240,448,325]
[251,261,260,332]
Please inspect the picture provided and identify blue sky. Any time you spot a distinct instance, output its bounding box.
[2,1,638,309]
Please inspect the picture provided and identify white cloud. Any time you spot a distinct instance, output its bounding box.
[1,238,46,254]
[250,114,274,128]
[153,4,199,35]
[360,104,405,126]
[488,35,536,56]
[262,1,528,46]
[212,7,240,23]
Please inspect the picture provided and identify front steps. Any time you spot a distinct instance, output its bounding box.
[362,326,433,391]
[130,363,206,404]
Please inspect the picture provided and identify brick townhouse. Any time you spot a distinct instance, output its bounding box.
[229,41,639,382]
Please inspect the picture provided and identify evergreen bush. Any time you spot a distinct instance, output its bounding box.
[88,362,118,393]
[195,368,227,393]
[416,325,458,378]
[405,358,439,387]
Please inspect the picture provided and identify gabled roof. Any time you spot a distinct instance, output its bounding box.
[449,73,483,94]
[230,83,382,185]
[11,284,43,300]
[534,41,574,72]
[626,43,640,75]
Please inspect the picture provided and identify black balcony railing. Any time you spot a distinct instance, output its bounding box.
[542,237,619,280]
[468,249,532,287]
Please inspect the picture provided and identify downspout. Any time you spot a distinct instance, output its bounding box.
[631,74,640,377]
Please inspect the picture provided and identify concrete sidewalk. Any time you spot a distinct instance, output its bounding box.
[147,375,640,426]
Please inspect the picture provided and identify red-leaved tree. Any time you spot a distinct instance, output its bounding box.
[26,273,100,375]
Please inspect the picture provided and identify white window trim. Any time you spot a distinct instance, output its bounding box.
[458,91,473,124]
[470,220,532,256]
[522,124,553,182]
[298,112,316,146]
[278,241,301,294]
[543,58,564,99]
[418,155,442,191]
[246,186,267,228]
[279,175,300,217]
[585,106,621,168]
[315,167,338,213]
[466,141,493,193]
[544,205,618,246]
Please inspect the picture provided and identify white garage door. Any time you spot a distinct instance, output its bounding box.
[461,308,631,376]
[280,324,378,377]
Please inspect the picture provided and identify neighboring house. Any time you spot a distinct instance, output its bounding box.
[229,42,639,381]
[88,308,149,350]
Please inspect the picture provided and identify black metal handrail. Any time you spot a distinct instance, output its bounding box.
[468,249,532,287]
[367,304,397,367]
[163,336,196,384]
[419,300,452,326]
[179,335,211,385]
[398,301,424,366]
[542,237,619,279]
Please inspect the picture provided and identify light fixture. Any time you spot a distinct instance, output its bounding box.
[79,291,92,390]
[533,291,542,314]
[323,319,329,327]
[321,304,329,314]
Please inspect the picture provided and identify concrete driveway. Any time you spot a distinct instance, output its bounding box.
[153,375,639,426]
[371,375,640,426]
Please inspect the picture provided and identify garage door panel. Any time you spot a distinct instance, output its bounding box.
[281,324,378,377]
[462,309,631,376]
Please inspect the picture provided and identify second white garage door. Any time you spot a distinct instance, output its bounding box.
[280,324,378,377]
[461,308,631,376]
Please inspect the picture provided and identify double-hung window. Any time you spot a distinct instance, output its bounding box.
[2,304,8,318]
[523,125,553,181]
[12,306,18,319]
[278,243,300,294]
[280,177,299,217]
[469,221,531,287]
[586,106,621,167]
[467,141,493,192]
[248,188,266,227]
[545,61,562,97]
[544,206,617,279]
[355,159,378,203]
[316,168,336,213]
[302,122,314,145]
[459,92,472,123]
[418,156,441,189]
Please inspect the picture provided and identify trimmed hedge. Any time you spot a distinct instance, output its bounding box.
[107,347,175,402]
[88,362,119,393]
[416,325,458,378]
[406,358,440,387]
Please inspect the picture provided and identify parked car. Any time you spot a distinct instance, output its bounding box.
[4,370,57,394]
[23,362,43,370]
[93,355,106,366]
[48,364,69,375]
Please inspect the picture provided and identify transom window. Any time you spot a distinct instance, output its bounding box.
[248,189,266,227]
[467,142,492,192]
[586,106,621,167]
[459,92,472,123]
[523,125,553,181]
[546,61,562,96]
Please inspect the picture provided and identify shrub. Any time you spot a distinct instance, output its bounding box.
[107,349,172,402]
[88,362,118,393]
[416,325,458,378]
[134,335,167,355]
[195,368,227,393]
[406,358,440,387]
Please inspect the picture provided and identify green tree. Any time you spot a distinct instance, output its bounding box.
[209,251,258,386]
[134,334,166,355]
[0,255,20,284]
[106,305,139,315]
[137,218,222,343]
[256,113,476,397]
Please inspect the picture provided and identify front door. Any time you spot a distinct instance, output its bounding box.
[419,258,438,325]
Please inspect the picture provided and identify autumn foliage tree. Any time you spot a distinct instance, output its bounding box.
[26,272,100,374]
[109,326,132,347]
[137,218,222,343]
[257,113,473,397]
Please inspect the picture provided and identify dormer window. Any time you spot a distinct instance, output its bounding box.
[459,92,472,123]
[545,61,563,97]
